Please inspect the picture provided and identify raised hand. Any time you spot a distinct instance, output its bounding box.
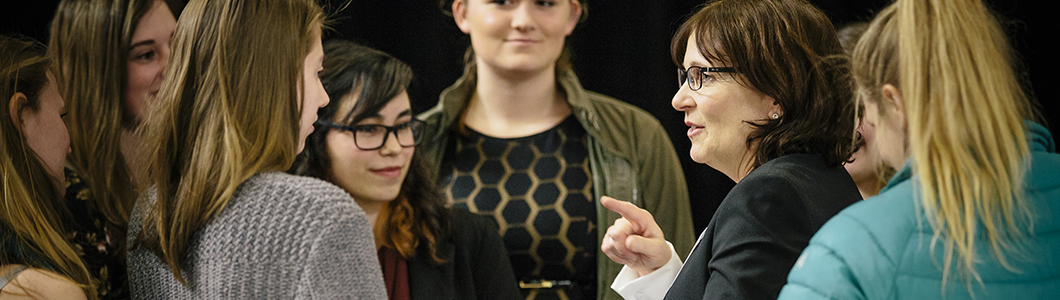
[600,196,673,277]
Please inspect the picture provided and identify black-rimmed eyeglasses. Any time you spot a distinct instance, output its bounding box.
[315,119,425,150]
[677,66,738,91]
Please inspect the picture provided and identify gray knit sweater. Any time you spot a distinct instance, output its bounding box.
[127,172,387,299]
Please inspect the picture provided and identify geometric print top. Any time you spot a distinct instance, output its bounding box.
[439,116,597,300]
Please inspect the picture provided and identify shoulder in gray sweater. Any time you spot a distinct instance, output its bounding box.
[127,172,386,299]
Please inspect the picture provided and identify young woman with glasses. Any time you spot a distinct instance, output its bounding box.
[291,40,521,300]
[422,1,696,299]
[600,0,862,299]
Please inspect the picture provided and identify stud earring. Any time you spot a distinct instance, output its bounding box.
[771,113,780,119]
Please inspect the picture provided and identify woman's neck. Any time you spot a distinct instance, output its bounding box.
[462,63,572,138]
[357,200,385,228]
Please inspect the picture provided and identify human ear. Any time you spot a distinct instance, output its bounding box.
[565,0,582,36]
[453,0,471,34]
[8,92,27,132]
[880,84,906,132]
[768,99,783,120]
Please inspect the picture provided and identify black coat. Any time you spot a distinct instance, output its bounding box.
[408,208,522,300]
[664,154,862,300]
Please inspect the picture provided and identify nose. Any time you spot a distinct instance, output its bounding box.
[379,130,403,156]
[672,85,695,112]
[158,47,170,80]
[511,2,536,31]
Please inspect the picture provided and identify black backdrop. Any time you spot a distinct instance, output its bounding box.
[4,0,1056,234]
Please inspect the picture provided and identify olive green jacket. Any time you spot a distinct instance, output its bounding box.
[417,70,696,300]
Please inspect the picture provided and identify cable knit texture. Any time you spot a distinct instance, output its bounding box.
[127,172,386,299]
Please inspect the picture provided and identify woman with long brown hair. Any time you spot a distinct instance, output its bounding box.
[1,35,90,300]
[48,0,179,296]
[127,0,385,298]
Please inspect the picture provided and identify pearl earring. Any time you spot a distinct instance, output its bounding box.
[771,113,780,119]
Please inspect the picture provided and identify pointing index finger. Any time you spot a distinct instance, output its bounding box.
[601,196,655,234]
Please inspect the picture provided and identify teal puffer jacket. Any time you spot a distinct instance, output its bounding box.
[778,122,1060,300]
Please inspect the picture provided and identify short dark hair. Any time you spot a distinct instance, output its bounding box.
[290,40,450,263]
[672,0,857,168]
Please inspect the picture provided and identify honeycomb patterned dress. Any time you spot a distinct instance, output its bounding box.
[439,116,597,300]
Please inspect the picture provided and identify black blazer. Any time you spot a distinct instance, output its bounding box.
[664,154,862,300]
[408,208,522,300]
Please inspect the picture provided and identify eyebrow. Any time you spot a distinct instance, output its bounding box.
[129,40,157,49]
[359,109,413,121]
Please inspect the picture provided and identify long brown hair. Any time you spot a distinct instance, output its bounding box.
[133,0,324,284]
[853,0,1038,288]
[1,35,96,299]
[292,40,451,263]
[672,0,856,169]
[47,0,183,254]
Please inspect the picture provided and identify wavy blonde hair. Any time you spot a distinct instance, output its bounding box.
[133,0,324,284]
[1,35,96,299]
[853,0,1038,287]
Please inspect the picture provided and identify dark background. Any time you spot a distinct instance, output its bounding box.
[4,0,1056,234]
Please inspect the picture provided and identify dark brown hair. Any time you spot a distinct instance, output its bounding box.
[290,40,450,264]
[672,0,857,168]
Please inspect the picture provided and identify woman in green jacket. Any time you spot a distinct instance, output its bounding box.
[419,1,695,299]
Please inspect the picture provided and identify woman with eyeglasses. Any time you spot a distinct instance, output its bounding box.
[421,1,696,299]
[291,40,521,300]
[600,0,862,299]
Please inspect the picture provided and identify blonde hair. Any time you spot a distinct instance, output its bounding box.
[1,35,96,299]
[133,0,324,284]
[47,0,172,254]
[853,0,1037,287]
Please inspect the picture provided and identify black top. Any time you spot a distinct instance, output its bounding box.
[439,116,597,300]
[408,208,521,300]
[65,168,127,299]
[664,154,862,300]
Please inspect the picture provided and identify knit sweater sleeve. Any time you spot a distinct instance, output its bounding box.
[297,199,387,299]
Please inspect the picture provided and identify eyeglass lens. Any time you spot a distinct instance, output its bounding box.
[354,121,422,150]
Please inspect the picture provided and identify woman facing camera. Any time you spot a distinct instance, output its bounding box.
[48,0,180,297]
[600,0,862,299]
[127,0,386,298]
[0,35,88,300]
[780,0,1060,298]
[291,40,521,300]
[423,1,695,299]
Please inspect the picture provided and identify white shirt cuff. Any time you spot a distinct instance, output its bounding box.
[610,242,683,300]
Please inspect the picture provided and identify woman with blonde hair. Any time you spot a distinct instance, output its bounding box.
[422,1,696,299]
[780,0,1059,298]
[1,35,90,299]
[127,0,386,298]
[48,0,179,297]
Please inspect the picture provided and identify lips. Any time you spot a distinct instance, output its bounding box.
[685,121,704,138]
[505,38,539,45]
[370,166,403,179]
